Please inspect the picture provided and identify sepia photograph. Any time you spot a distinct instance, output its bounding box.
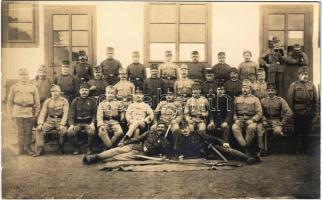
[1,1,321,198]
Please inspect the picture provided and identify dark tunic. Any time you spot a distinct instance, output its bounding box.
[99,58,122,85]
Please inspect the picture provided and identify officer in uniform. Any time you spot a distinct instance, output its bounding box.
[7,67,40,155]
[187,50,207,82]
[287,66,318,154]
[120,89,154,145]
[73,50,93,83]
[201,68,218,97]
[259,36,286,95]
[211,52,232,84]
[54,60,80,103]
[88,66,109,98]
[224,67,242,99]
[207,86,233,146]
[184,83,209,135]
[257,84,293,155]
[158,50,180,91]
[232,79,262,157]
[285,43,310,91]
[174,64,194,97]
[143,64,166,109]
[127,51,146,90]
[99,47,122,85]
[31,65,52,107]
[238,49,259,82]
[114,68,135,107]
[67,82,97,155]
[97,86,125,149]
[252,68,268,99]
[33,84,69,156]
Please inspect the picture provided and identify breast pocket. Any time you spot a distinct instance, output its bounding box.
[294,87,306,101]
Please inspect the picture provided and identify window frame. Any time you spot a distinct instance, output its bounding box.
[2,1,39,48]
[144,2,212,66]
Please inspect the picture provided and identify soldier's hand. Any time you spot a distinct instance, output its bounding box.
[37,124,43,131]
[99,126,106,133]
[207,121,215,130]
[234,120,241,126]
[221,122,228,128]
[68,125,75,132]
[58,125,65,131]
[262,121,268,127]
[89,123,95,131]
[223,143,230,148]
[246,120,253,125]
[265,64,271,68]
[89,85,96,91]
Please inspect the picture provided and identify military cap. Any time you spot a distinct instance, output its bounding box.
[78,50,86,56]
[242,79,252,88]
[50,84,61,91]
[132,51,140,56]
[180,64,188,70]
[18,67,29,75]
[80,82,90,89]
[62,60,70,67]
[106,47,114,52]
[150,63,158,70]
[191,82,202,90]
[165,50,172,56]
[293,44,301,50]
[205,67,214,74]
[191,50,199,55]
[93,65,102,73]
[298,66,309,74]
[157,121,167,127]
[37,65,47,73]
[217,52,225,56]
[267,83,277,90]
[257,68,265,74]
[243,49,252,56]
[135,87,143,94]
[105,85,116,91]
[272,36,280,44]
[229,67,239,74]
[119,68,127,74]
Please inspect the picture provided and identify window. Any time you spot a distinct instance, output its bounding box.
[144,3,211,64]
[2,1,39,47]
[44,6,95,80]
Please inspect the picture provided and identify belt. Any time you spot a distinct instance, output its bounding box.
[14,103,34,107]
[49,115,62,118]
[162,77,176,80]
[76,116,92,120]
[103,116,118,121]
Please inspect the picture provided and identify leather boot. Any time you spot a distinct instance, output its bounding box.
[58,136,65,155]
[32,147,44,157]
[68,135,80,155]
[87,135,94,155]
[83,154,100,165]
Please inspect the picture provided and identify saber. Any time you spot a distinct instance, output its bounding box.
[208,143,228,162]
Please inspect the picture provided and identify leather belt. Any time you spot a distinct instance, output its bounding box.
[14,103,34,107]
[49,115,62,118]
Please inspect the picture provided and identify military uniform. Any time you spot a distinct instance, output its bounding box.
[127,63,146,90]
[7,68,40,155]
[211,63,231,83]
[201,68,218,97]
[54,74,79,103]
[31,66,52,106]
[158,62,180,91]
[252,81,267,99]
[74,62,93,83]
[238,61,258,82]
[287,67,318,153]
[224,79,242,99]
[174,78,194,97]
[99,58,122,85]
[187,62,206,82]
[67,93,97,154]
[88,79,108,97]
[114,80,135,101]
[232,80,262,151]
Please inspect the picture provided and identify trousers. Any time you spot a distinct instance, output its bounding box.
[15,117,34,154]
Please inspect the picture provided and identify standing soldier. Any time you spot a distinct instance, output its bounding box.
[67,83,97,155]
[174,64,194,98]
[224,68,242,99]
[287,66,318,154]
[120,89,154,145]
[211,52,232,84]
[232,79,262,158]
[184,83,209,135]
[114,68,135,107]
[88,66,109,98]
[54,60,80,103]
[158,50,180,91]
[259,36,286,95]
[73,50,93,83]
[252,68,268,99]
[257,84,293,155]
[127,51,146,90]
[31,65,52,107]
[7,68,40,155]
[143,64,166,109]
[33,85,69,157]
[285,43,309,90]
[97,86,125,150]
[99,47,122,85]
[207,86,233,146]
[187,50,206,82]
[201,68,218,97]
[238,49,259,83]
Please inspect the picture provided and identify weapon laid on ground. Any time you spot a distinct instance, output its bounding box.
[208,143,228,162]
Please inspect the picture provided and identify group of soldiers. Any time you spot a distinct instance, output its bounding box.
[7,37,318,165]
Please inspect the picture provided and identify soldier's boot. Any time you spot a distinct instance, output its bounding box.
[58,136,65,155]
[86,135,94,155]
[32,146,44,157]
[24,134,34,156]
[257,136,267,156]
[68,135,80,155]
[83,154,101,165]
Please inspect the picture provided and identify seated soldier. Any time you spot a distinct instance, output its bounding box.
[67,83,97,155]
[232,79,262,159]
[83,122,173,164]
[33,84,69,157]
[257,84,293,155]
[207,86,233,147]
[184,83,209,134]
[120,89,154,145]
[97,86,125,150]
[114,68,135,107]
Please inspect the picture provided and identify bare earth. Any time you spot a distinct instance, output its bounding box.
[2,114,320,199]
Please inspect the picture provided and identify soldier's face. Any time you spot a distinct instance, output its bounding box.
[94,72,102,79]
[38,71,47,78]
[205,73,214,81]
[106,89,116,101]
[299,72,309,82]
[80,88,89,97]
[61,67,69,75]
[132,55,140,63]
[79,55,88,63]
[230,72,238,80]
[217,87,225,96]
[191,54,199,62]
[242,86,251,95]
[273,42,280,48]
[150,69,158,77]
[165,55,172,62]
[119,73,127,80]
[19,74,29,83]
[106,51,114,59]
[180,69,188,77]
[243,53,252,62]
[218,55,226,63]
[267,89,277,98]
[51,89,61,98]
[166,93,174,101]
[257,73,265,81]
[192,89,201,98]
[156,124,166,133]
[134,93,144,102]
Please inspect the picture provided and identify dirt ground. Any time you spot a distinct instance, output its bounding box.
[2,115,320,199]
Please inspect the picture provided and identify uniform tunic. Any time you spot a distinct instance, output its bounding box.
[88,78,109,97]
[187,62,207,82]
[68,97,97,125]
[174,78,194,97]
[201,81,218,97]
[238,61,258,82]
[143,77,166,109]
[158,62,180,90]
[224,79,242,99]
[155,101,182,124]
[211,63,231,82]
[31,77,52,104]
[252,81,268,99]
[127,63,146,89]
[54,74,80,102]
[184,96,209,121]
[73,62,93,82]
[99,58,122,85]
[261,96,292,124]
[114,80,135,99]
[126,102,154,123]
[233,94,262,122]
